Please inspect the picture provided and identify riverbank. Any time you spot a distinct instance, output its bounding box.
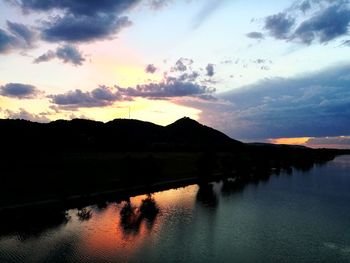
[1,148,347,214]
[0,176,201,213]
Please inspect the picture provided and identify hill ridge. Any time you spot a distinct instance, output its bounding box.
[0,117,242,152]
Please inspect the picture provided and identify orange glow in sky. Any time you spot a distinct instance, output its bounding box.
[268,137,311,145]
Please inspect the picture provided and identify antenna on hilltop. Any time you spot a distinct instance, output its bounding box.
[128,106,131,119]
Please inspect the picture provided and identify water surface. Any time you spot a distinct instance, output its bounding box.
[1,155,350,262]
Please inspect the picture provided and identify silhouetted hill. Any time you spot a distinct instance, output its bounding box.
[0,117,243,152]
[165,117,241,147]
[105,119,165,146]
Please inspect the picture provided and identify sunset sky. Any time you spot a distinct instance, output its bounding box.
[0,0,350,148]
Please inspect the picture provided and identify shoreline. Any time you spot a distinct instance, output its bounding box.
[0,176,203,213]
[1,152,347,214]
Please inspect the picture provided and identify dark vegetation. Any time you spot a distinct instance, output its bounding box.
[0,117,349,211]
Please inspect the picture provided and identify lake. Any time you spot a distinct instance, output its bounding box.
[1,155,350,263]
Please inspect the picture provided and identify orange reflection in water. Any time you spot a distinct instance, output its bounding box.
[79,203,157,260]
[78,185,198,260]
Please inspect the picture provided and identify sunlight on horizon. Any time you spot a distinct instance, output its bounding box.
[268,137,311,145]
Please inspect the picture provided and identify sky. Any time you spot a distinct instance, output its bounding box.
[0,0,350,149]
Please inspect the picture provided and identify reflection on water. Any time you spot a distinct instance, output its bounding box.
[77,208,92,221]
[120,195,159,234]
[1,156,350,262]
[196,183,218,208]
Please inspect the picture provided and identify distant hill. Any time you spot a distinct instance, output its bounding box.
[0,117,243,152]
[166,117,238,145]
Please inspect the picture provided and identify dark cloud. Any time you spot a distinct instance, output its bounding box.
[0,83,41,99]
[50,74,215,108]
[299,0,311,13]
[261,1,350,44]
[41,14,132,43]
[49,85,123,109]
[0,22,36,53]
[0,29,17,53]
[292,4,350,44]
[174,60,187,72]
[177,71,200,82]
[9,0,139,43]
[12,0,141,16]
[6,21,36,47]
[4,108,50,123]
[264,12,295,39]
[172,58,193,72]
[34,50,56,63]
[246,31,264,39]
[193,64,350,140]
[55,44,85,64]
[117,77,215,99]
[34,44,85,65]
[341,39,350,46]
[145,64,157,73]
[205,63,215,77]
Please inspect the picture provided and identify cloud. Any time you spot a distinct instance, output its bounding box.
[221,59,232,64]
[34,44,85,65]
[6,21,36,47]
[299,0,311,13]
[0,22,36,53]
[117,76,214,99]
[341,39,350,46]
[145,64,157,73]
[0,83,41,99]
[192,0,226,29]
[10,0,139,43]
[205,63,215,77]
[305,136,350,149]
[33,50,56,63]
[292,4,350,44]
[4,108,50,123]
[49,85,123,109]
[261,1,350,44]
[264,12,295,39]
[41,14,132,43]
[172,58,193,72]
[177,71,200,82]
[0,29,17,53]
[12,0,141,16]
[192,64,350,140]
[49,73,215,108]
[148,0,172,10]
[253,59,266,64]
[246,31,265,39]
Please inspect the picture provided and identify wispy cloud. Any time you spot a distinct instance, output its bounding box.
[192,0,227,29]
